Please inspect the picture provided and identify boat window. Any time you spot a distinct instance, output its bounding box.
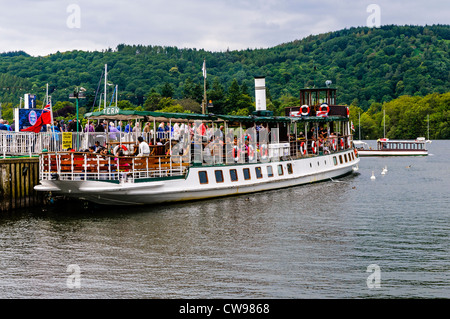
[243,168,251,180]
[214,170,224,183]
[267,166,274,177]
[230,169,238,182]
[333,156,337,166]
[287,163,293,174]
[278,165,284,176]
[255,167,263,179]
[339,155,343,164]
[198,171,208,184]
[344,154,348,162]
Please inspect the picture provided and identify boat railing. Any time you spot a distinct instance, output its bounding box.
[39,152,189,181]
[290,135,353,158]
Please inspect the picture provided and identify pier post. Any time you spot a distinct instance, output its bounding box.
[0,157,42,212]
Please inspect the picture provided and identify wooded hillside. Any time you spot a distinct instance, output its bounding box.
[0,24,448,138]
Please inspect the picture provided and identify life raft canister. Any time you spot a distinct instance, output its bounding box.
[301,105,310,116]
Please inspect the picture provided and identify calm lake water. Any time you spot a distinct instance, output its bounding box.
[0,140,448,299]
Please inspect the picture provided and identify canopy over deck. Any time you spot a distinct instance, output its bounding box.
[84,108,349,124]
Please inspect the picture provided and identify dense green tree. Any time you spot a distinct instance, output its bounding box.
[0,24,448,137]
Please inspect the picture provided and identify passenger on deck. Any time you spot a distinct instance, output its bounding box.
[137,136,150,157]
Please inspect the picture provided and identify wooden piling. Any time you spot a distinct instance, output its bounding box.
[0,157,42,212]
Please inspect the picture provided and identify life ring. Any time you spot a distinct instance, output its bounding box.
[332,139,337,151]
[311,141,317,154]
[347,138,352,148]
[260,144,268,160]
[340,138,345,149]
[320,103,330,113]
[300,142,307,155]
[248,145,255,161]
[233,145,240,162]
[354,149,358,157]
[113,144,128,155]
[301,105,310,116]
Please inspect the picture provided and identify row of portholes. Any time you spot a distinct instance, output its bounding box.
[333,151,356,166]
[198,163,294,185]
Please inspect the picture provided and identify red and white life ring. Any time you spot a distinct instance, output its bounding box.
[340,138,345,149]
[320,103,330,113]
[260,144,268,160]
[332,139,337,151]
[311,141,317,154]
[233,146,240,162]
[248,145,255,161]
[301,105,310,116]
[300,142,306,155]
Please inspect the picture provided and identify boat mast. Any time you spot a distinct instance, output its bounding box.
[359,111,361,140]
[115,85,118,107]
[104,64,107,110]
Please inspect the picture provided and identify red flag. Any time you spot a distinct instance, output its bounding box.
[21,105,52,133]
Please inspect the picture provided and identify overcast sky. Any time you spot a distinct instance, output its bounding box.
[0,0,448,56]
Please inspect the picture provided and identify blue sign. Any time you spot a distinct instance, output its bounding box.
[18,108,47,131]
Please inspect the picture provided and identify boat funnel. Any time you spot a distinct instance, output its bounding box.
[254,76,267,111]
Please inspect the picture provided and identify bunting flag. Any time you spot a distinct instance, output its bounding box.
[351,121,355,131]
[202,60,207,78]
[21,104,52,133]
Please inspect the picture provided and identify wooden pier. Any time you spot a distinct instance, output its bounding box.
[0,157,42,212]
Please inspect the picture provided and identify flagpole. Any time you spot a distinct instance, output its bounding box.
[202,59,206,115]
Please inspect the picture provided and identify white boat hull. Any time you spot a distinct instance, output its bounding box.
[36,150,359,205]
[357,150,428,156]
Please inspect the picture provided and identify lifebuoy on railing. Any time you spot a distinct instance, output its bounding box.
[260,144,268,160]
[248,145,255,161]
[301,105,310,116]
[311,141,317,154]
[332,139,337,151]
[320,103,330,113]
[340,138,345,149]
[300,141,306,155]
[233,146,240,162]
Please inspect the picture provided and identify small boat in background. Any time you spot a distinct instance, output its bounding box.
[353,138,428,157]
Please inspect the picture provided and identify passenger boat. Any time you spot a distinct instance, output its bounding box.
[353,138,428,156]
[34,77,360,205]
